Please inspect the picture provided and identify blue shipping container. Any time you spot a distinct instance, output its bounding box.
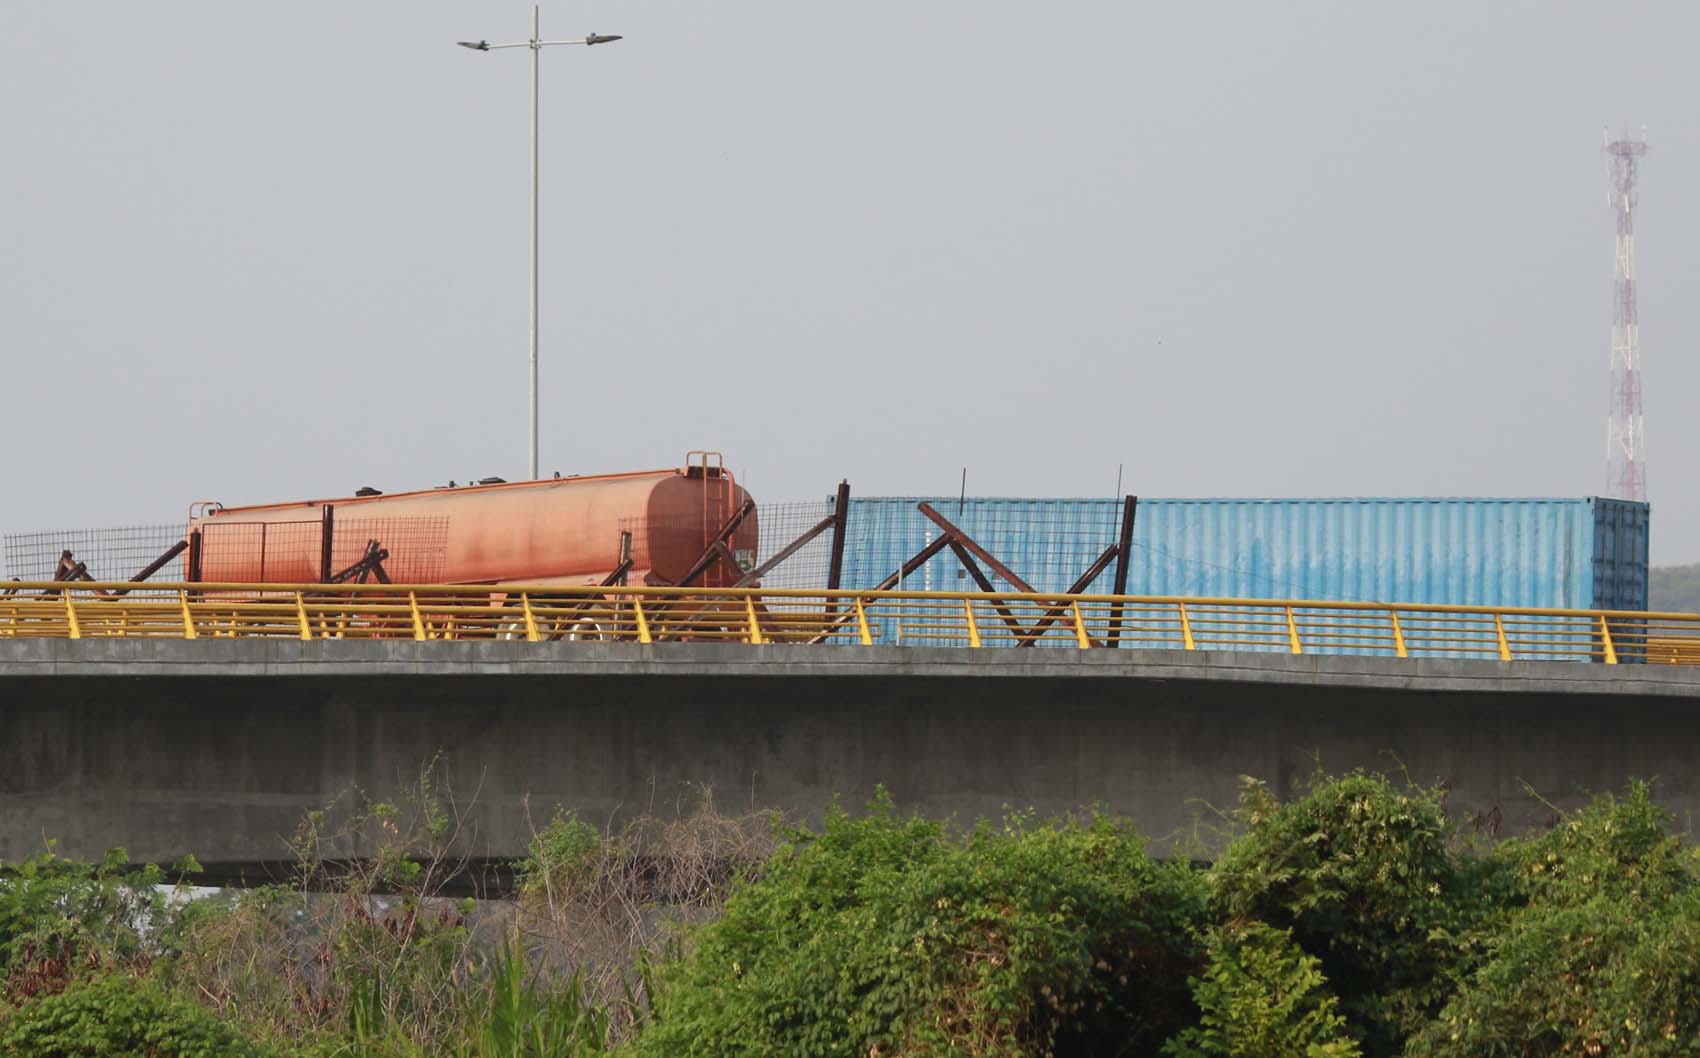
[839,497,1648,612]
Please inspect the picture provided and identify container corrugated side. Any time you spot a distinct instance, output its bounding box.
[840,496,1649,611]
[1591,498,1649,612]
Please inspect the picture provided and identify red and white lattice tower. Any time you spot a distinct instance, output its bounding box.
[1604,127,1648,502]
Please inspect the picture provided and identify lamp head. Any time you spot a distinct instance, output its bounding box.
[457,40,491,51]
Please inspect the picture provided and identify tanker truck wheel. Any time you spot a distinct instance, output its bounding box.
[559,617,605,641]
[494,615,608,641]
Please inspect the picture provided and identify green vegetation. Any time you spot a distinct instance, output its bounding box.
[5,770,1700,1056]
[1650,563,1700,613]
[1412,784,1700,1057]
[629,795,1205,1058]
[1206,774,1476,1053]
[1161,922,1357,1058]
[0,972,264,1058]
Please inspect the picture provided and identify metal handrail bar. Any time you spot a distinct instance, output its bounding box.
[4,582,1696,667]
[5,580,1691,623]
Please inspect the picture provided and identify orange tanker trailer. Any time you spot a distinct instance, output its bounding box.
[185,456,757,589]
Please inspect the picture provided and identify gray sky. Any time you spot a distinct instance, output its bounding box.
[4,2,1697,562]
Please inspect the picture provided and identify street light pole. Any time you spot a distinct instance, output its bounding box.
[459,9,623,481]
[528,3,539,484]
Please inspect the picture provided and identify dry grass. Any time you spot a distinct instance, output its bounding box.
[159,762,781,1052]
[511,784,784,1040]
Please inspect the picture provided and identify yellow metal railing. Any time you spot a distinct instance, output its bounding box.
[0,581,1696,665]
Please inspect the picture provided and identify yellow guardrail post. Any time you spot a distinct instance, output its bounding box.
[745,594,765,645]
[16,582,1700,667]
[1071,601,1091,649]
[1493,613,1512,661]
[963,598,981,648]
[179,591,197,640]
[521,593,540,643]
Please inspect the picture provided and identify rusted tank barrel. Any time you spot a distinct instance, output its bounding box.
[186,466,756,587]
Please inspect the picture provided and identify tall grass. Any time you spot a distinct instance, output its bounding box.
[453,939,609,1058]
[150,766,776,1056]
[324,936,613,1058]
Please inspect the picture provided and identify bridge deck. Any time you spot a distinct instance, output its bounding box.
[6,636,1700,695]
[5,638,1700,872]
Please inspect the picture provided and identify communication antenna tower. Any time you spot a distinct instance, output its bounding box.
[1604,127,1648,502]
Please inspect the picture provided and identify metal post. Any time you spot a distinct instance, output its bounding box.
[459,19,620,482]
[127,540,190,586]
[528,3,540,482]
[186,531,203,583]
[1111,496,1137,595]
[320,505,335,583]
[916,502,1038,594]
[826,480,851,591]
[1109,495,1136,647]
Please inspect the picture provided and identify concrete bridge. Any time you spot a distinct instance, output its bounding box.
[4,639,1698,875]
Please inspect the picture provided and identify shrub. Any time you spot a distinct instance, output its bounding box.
[517,811,604,902]
[1412,891,1700,1057]
[630,792,1208,1058]
[1411,783,1700,1057]
[1483,779,1696,912]
[1206,773,1467,1056]
[0,972,267,1058]
[0,847,205,1002]
[1163,921,1359,1058]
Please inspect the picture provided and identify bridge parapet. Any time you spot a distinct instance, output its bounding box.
[2,582,1694,665]
[5,638,1700,871]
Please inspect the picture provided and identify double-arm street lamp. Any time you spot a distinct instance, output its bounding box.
[459,8,622,481]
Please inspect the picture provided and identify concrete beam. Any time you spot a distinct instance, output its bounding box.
[3,640,1697,868]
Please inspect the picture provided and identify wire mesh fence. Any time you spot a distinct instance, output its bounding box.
[616,512,758,588]
[3,517,451,589]
[4,524,186,584]
[0,499,1658,665]
[753,501,836,590]
[197,517,450,583]
[839,499,1125,596]
[8,498,1645,661]
[199,521,320,582]
[615,500,842,590]
[333,518,449,582]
